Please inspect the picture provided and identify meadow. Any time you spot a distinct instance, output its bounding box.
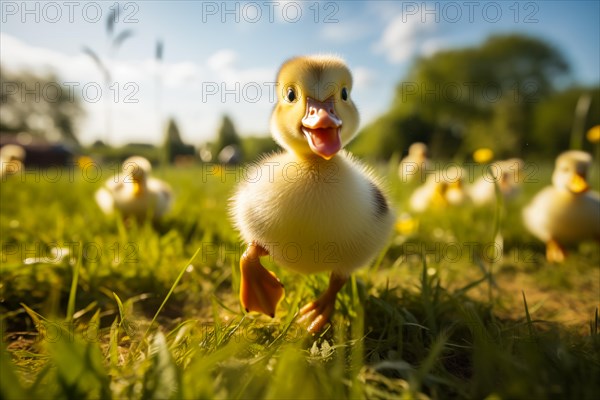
[1,158,599,399]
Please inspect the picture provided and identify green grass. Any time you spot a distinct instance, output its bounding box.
[1,160,599,399]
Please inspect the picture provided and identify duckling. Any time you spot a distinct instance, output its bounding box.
[95,156,173,221]
[399,142,430,183]
[231,55,395,333]
[469,158,525,206]
[409,165,467,212]
[0,144,25,179]
[523,151,600,262]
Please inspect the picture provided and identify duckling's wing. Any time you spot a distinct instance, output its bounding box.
[582,191,600,239]
[522,187,555,242]
[148,178,173,217]
[446,187,467,205]
[399,156,427,182]
[469,177,494,205]
[410,184,433,212]
[95,185,115,215]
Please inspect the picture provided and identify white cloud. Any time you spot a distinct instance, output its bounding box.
[352,66,376,90]
[164,62,202,88]
[1,33,102,81]
[208,49,274,88]
[421,38,447,57]
[0,34,278,146]
[373,14,436,64]
[139,59,202,89]
[207,49,237,71]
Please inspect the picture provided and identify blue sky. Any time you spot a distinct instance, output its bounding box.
[1,1,599,145]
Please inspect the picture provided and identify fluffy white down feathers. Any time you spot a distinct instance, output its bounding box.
[95,156,173,221]
[232,151,395,275]
[523,151,600,244]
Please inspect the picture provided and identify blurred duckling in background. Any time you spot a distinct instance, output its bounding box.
[95,156,173,221]
[410,165,467,212]
[469,158,525,206]
[398,142,430,183]
[232,55,395,333]
[523,150,600,263]
[0,144,25,179]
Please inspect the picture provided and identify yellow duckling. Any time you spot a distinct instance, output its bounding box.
[231,55,395,332]
[0,144,25,179]
[469,158,525,206]
[398,142,430,183]
[523,151,600,262]
[95,156,173,221]
[409,165,467,212]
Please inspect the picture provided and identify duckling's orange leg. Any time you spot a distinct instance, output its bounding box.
[546,239,566,263]
[240,242,285,318]
[298,273,348,333]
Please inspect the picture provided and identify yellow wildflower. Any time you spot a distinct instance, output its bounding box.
[473,148,494,164]
[395,214,419,235]
[586,125,600,143]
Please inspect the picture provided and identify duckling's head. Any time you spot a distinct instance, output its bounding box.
[443,165,465,204]
[506,158,525,171]
[552,150,592,194]
[271,55,359,160]
[409,142,428,160]
[122,156,152,196]
[1,144,26,162]
[498,158,524,188]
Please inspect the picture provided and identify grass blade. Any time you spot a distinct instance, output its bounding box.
[143,247,202,341]
[1,345,26,400]
[66,243,83,323]
[113,292,125,321]
[409,332,448,396]
[522,291,537,341]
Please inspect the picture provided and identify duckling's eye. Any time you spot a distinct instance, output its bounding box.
[286,88,297,103]
[341,87,348,101]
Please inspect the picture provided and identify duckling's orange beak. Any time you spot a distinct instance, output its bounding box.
[433,182,449,207]
[301,97,342,160]
[569,172,589,194]
[132,178,144,197]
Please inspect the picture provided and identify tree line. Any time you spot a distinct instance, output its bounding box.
[349,34,599,161]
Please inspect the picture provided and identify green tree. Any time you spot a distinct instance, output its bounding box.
[214,115,242,155]
[355,34,571,160]
[0,68,83,145]
[241,135,280,161]
[350,114,436,160]
[162,117,195,164]
[531,86,600,158]
[163,117,182,163]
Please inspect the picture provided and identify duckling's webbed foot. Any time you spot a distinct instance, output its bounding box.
[546,239,566,263]
[240,242,285,318]
[298,273,348,333]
